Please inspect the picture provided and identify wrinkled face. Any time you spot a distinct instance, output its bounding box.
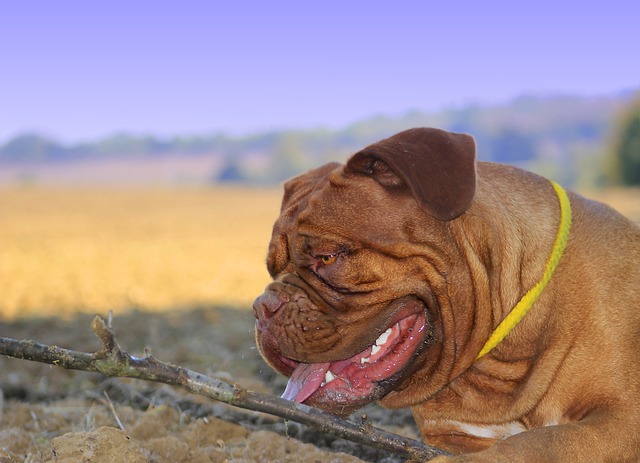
[253,163,451,415]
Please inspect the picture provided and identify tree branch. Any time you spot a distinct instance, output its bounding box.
[0,315,450,461]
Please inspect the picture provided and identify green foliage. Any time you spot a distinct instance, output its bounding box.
[215,160,248,183]
[1,91,637,187]
[0,133,64,162]
[607,97,640,186]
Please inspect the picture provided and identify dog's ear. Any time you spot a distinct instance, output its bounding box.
[345,127,477,220]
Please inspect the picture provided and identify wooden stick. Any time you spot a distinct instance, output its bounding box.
[0,315,450,461]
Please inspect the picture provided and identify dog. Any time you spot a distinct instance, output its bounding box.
[253,127,640,462]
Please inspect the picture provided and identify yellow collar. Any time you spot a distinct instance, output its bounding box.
[476,180,572,360]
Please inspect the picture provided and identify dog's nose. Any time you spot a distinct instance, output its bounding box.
[253,290,288,320]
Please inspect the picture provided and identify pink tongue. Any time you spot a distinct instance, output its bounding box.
[281,362,331,403]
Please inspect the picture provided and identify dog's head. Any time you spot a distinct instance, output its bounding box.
[253,128,477,415]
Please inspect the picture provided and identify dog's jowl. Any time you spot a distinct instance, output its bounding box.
[253,127,640,462]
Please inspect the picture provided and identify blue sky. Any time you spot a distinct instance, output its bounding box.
[1,1,638,143]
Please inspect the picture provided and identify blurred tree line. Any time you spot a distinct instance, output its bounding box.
[604,96,640,186]
[1,91,638,187]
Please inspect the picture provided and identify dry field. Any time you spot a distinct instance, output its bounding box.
[579,187,640,224]
[1,185,639,319]
[0,186,283,319]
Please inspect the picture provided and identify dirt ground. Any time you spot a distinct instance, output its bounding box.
[0,306,421,463]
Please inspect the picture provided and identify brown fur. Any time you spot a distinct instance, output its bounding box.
[253,128,640,462]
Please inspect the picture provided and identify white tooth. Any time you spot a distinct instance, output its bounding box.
[370,344,381,356]
[361,357,370,364]
[324,370,336,384]
[375,328,393,346]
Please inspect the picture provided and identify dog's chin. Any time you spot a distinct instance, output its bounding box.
[270,310,430,416]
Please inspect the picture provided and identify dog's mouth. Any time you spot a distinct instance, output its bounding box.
[277,311,428,413]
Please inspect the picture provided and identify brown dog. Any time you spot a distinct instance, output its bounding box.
[253,127,640,462]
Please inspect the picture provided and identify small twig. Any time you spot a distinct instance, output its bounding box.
[0,315,450,461]
[103,390,125,432]
[30,410,41,432]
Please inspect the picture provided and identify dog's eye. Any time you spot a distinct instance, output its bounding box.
[320,254,337,266]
